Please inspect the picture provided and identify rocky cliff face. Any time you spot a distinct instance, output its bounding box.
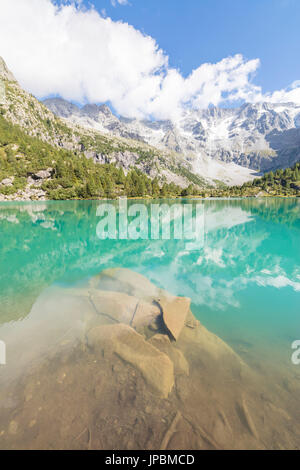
[44,97,300,174]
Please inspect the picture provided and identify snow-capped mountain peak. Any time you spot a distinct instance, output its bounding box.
[43,98,300,181]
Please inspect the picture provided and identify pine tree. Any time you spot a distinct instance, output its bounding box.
[151,178,160,198]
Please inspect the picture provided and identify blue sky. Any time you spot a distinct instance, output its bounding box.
[1,0,299,120]
[90,0,300,93]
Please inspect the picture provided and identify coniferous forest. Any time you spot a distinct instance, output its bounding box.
[1,113,300,199]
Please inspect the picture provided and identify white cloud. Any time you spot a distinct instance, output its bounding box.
[248,273,300,292]
[111,0,129,6]
[0,0,299,121]
[265,80,300,105]
[197,247,226,268]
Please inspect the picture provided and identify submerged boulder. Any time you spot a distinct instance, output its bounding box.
[89,289,161,337]
[131,300,162,337]
[3,268,298,450]
[89,268,192,342]
[87,323,174,398]
[89,268,160,300]
[149,334,189,376]
[157,295,191,341]
[90,290,138,325]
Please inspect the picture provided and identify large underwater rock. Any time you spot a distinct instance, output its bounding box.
[89,267,191,341]
[0,268,299,450]
[87,323,174,398]
[89,267,160,299]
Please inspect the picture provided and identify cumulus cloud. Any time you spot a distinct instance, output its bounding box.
[265,80,300,105]
[0,0,299,121]
[111,0,129,6]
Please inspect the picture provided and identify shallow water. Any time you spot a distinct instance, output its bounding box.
[0,198,299,449]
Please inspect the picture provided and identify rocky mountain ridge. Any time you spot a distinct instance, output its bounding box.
[0,57,208,191]
[2,55,300,189]
[44,97,300,176]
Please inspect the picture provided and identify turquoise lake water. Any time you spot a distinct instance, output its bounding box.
[0,198,299,371]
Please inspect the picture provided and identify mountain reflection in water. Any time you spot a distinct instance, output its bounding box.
[0,198,299,449]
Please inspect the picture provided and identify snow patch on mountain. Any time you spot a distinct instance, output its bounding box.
[44,98,300,183]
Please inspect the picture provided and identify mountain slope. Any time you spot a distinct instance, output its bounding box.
[0,111,198,201]
[0,56,214,194]
[44,97,259,185]
[3,53,300,194]
[44,97,300,175]
[0,101,299,200]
